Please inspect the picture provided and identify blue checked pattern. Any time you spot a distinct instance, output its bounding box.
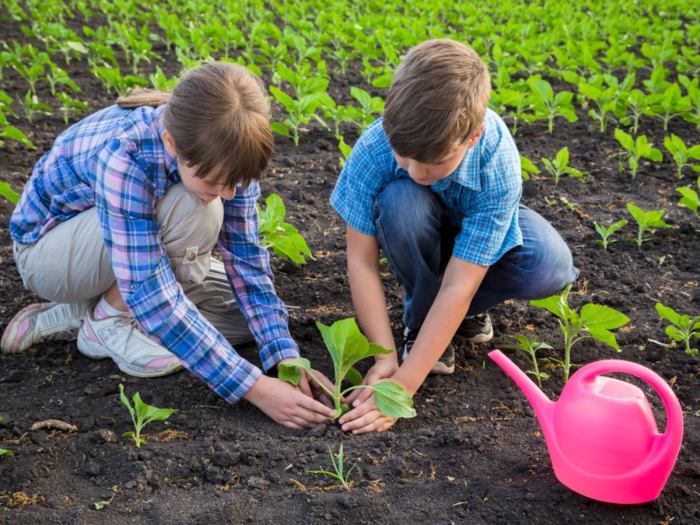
[10,104,298,403]
[331,109,523,266]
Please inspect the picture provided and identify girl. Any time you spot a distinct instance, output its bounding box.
[2,62,334,429]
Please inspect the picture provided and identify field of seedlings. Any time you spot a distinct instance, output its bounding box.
[0,0,699,523]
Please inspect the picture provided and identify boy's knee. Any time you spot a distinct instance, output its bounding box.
[374,179,440,238]
[525,239,578,299]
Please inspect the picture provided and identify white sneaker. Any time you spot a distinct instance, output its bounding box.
[77,308,183,378]
[2,302,88,353]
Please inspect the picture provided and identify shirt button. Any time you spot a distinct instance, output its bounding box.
[186,251,197,262]
[130,283,138,291]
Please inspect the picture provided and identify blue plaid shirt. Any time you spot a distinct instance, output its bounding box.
[10,104,299,403]
[331,109,523,266]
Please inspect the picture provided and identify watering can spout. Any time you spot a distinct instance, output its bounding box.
[489,350,554,424]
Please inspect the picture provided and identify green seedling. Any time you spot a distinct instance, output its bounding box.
[504,335,552,388]
[93,493,114,510]
[541,147,586,185]
[625,202,671,249]
[593,219,628,250]
[308,443,356,491]
[676,176,700,219]
[525,75,577,133]
[531,285,630,382]
[0,182,20,204]
[118,384,177,448]
[269,85,329,146]
[490,86,530,135]
[279,318,416,420]
[621,89,652,136]
[257,193,312,265]
[663,135,700,179]
[93,66,148,97]
[57,92,88,125]
[645,83,692,131]
[349,87,384,132]
[614,129,663,179]
[19,92,52,123]
[655,303,699,356]
[520,155,540,180]
[0,416,12,457]
[577,74,630,133]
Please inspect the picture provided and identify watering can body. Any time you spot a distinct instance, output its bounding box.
[489,350,684,504]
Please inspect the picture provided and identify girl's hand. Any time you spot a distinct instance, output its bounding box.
[244,375,335,429]
[338,395,397,435]
[346,354,399,406]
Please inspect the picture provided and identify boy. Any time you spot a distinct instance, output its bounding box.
[331,40,577,434]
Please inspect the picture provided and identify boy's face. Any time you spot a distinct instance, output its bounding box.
[393,126,483,186]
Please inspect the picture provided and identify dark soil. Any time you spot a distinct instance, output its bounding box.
[1,12,699,525]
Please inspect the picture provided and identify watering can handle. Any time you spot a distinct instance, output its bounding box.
[576,360,683,438]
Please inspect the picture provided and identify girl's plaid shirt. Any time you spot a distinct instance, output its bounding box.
[10,105,298,403]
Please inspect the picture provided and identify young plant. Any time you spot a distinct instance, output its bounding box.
[278,318,416,419]
[0,182,20,204]
[525,75,577,133]
[520,155,540,180]
[257,193,312,265]
[593,219,628,250]
[349,87,384,132]
[308,443,356,491]
[655,303,699,356]
[614,128,663,179]
[625,202,671,249]
[56,92,88,124]
[577,74,630,133]
[269,85,329,146]
[118,384,177,448]
[663,135,700,179]
[0,416,12,457]
[676,176,700,219]
[645,83,692,131]
[530,285,630,382]
[504,335,552,388]
[541,147,586,185]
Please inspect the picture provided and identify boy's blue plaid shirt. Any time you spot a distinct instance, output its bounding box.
[331,109,523,266]
[10,105,299,403]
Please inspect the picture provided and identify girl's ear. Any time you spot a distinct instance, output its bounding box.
[162,129,177,156]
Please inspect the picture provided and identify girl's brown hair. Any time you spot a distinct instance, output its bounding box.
[117,62,272,187]
[383,39,491,163]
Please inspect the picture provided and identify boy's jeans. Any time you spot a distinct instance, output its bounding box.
[373,179,579,330]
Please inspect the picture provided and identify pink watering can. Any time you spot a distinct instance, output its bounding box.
[489,350,684,504]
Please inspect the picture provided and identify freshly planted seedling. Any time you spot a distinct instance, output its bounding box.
[525,75,577,133]
[279,318,416,419]
[626,202,671,249]
[504,335,552,388]
[663,135,700,179]
[614,129,663,179]
[0,182,20,205]
[676,176,700,219]
[520,155,540,180]
[593,219,628,250]
[541,147,586,185]
[257,193,312,265]
[56,92,88,124]
[308,443,356,491]
[118,384,177,448]
[0,416,12,457]
[530,285,630,381]
[655,303,699,356]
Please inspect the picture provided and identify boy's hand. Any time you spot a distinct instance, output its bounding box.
[346,354,399,406]
[244,375,335,429]
[338,395,398,434]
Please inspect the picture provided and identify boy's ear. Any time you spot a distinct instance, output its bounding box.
[468,125,485,148]
[162,130,177,156]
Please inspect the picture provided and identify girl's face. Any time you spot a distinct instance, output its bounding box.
[162,130,236,202]
[393,126,484,186]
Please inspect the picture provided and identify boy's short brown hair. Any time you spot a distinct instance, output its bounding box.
[383,39,491,163]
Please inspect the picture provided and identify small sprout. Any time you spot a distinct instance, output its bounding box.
[676,176,700,220]
[0,416,12,457]
[0,182,20,205]
[93,493,114,510]
[279,318,416,420]
[614,129,662,179]
[307,443,356,491]
[258,193,313,265]
[503,335,552,388]
[663,135,700,179]
[118,384,177,448]
[593,219,628,250]
[655,303,699,356]
[530,285,630,382]
[541,147,587,185]
[625,202,671,249]
[520,155,540,180]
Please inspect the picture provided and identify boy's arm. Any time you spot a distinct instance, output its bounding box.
[340,256,488,434]
[345,225,400,402]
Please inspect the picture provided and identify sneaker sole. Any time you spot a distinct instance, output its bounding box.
[77,329,182,379]
[2,303,47,353]
[457,324,494,344]
[402,349,455,375]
